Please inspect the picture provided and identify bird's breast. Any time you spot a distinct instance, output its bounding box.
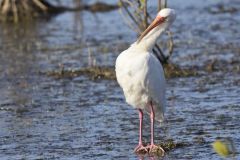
[115,51,152,108]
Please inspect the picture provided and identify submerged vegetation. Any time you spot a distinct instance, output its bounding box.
[134,139,190,156]
[44,63,199,80]
[0,0,120,22]
[45,66,116,80]
[44,55,240,80]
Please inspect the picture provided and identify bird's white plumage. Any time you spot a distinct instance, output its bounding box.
[116,45,166,122]
[115,8,176,122]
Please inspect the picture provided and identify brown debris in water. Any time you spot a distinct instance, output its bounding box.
[45,63,198,80]
[136,139,189,156]
[205,59,240,73]
[45,66,116,80]
[163,63,198,78]
[158,139,177,152]
[82,2,119,12]
[47,56,240,80]
[158,139,189,151]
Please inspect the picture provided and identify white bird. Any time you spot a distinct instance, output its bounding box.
[115,8,176,154]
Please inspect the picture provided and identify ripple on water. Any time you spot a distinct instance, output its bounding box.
[0,0,240,159]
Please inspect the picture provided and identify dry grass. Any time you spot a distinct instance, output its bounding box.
[44,63,198,80]
[44,66,116,80]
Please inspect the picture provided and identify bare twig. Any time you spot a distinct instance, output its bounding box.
[119,0,142,34]
[119,0,174,64]
[119,0,141,29]
[22,0,30,12]
[33,0,48,11]
[159,0,167,10]
[118,8,140,34]
[158,0,161,11]
[143,0,148,29]
[2,0,10,14]
[12,0,18,22]
[165,31,174,60]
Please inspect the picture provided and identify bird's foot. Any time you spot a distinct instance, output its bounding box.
[146,144,165,156]
[134,144,148,154]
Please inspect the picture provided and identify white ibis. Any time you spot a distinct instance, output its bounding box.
[115,8,176,154]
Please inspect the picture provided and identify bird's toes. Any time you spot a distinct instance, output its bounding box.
[134,144,148,154]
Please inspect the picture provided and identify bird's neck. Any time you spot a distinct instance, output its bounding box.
[132,26,165,52]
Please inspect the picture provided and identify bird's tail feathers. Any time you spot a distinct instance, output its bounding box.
[145,102,165,123]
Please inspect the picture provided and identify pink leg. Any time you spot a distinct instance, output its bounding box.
[147,102,165,155]
[134,109,147,153]
[150,103,155,146]
[138,109,143,145]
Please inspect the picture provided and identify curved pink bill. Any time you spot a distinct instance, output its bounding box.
[137,16,166,43]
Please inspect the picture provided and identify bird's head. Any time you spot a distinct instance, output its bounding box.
[157,8,176,25]
[137,8,176,43]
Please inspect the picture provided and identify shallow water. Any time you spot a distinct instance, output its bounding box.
[0,0,239,159]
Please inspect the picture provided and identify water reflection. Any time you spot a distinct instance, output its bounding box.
[137,155,164,160]
[0,23,41,111]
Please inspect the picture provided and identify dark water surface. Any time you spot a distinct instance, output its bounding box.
[0,0,239,159]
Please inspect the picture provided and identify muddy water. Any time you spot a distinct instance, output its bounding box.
[0,0,239,159]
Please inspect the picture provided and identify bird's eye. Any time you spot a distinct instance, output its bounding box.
[164,16,171,22]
